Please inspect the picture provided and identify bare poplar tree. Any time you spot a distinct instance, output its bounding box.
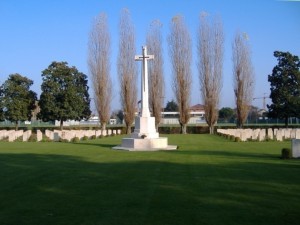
[88,13,112,134]
[118,8,137,134]
[146,20,164,130]
[168,15,192,134]
[198,13,224,134]
[232,31,255,128]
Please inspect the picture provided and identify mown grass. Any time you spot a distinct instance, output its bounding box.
[0,134,299,225]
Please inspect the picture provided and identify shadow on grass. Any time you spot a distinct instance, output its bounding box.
[73,142,116,149]
[168,149,280,160]
[0,153,299,225]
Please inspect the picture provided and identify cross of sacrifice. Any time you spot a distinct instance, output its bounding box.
[135,46,154,117]
[135,46,154,91]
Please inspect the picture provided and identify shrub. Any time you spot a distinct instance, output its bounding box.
[41,135,51,142]
[72,137,80,143]
[15,136,23,142]
[91,135,96,140]
[234,137,241,142]
[82,136,89,141]
[28,134,37,142]
[1,137,9,142]
[59,138,69,143]
[281,148,292,159]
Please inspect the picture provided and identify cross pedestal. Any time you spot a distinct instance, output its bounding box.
[113,46,176,151]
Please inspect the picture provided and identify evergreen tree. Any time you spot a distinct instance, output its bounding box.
[0,86,4,121]
[268,51,300,126]
[39,61,91,129]
[164,100,179,112]
[0,74,37,130]
[219,107,234,122]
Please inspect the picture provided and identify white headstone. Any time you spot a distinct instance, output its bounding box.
[23,130,32,142]
[37,130,43,142]
[45,130,54,140]
[267,128,273,140]
[53,132,60,141]
[259,129,266,141]
[292,139,300,158]
[252,129,260,141]
[276,129,283,141]
[296,129,300,139]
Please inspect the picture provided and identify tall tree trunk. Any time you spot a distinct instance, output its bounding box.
[285,116,288,128]
[126,125,132,134]
[15,121,18,131]
[60,119,63,131]
[101,122,107,136]
[209,125,214,134]
[155,123,159,132]
[181,123,187,134]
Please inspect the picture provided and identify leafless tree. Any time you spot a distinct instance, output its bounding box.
[146,20,164,130]
[118,8,137,134]
[198,12,224,134]
[232,31,255,128]
[168,15,192,134]
[88,13,112,134]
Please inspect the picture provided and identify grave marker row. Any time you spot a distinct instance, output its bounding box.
[0,129,122,142]
[217,128,300,142]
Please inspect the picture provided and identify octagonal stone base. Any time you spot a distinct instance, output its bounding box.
[113,137,177,151]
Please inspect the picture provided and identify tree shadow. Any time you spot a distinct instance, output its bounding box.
[0,152,299,225]
[73,142,116,149]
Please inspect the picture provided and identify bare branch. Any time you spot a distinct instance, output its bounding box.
[146,20,164,130]
[118,8,137,134]
[232,31,255,127]
[88,12,112,132]
[198,13,224,134]
[168,15,192,134]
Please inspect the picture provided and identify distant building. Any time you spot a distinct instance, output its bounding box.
[161,104,206,125]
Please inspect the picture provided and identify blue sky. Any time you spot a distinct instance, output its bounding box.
[0,0,299,113]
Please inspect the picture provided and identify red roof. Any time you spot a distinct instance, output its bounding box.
[190,104,205,111]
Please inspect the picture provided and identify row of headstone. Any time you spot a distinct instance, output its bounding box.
[0,130,25,142]
[0,129,122,142]
[44,129,121,142]
[217,128,300,142]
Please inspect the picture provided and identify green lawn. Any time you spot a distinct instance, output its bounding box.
[0,134,299,225]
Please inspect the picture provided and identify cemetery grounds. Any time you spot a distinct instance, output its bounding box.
[0,134,299,225]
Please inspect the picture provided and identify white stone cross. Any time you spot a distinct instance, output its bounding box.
[135,46,154,117]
